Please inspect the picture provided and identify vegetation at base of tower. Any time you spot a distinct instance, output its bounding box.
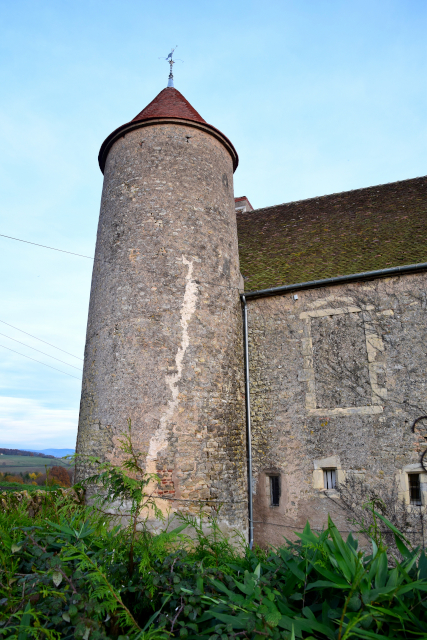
[2,431,427,638]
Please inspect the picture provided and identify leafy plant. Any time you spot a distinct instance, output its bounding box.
[2,421,427,638]
[78,419,165,575]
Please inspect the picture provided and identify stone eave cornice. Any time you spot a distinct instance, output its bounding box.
[98,116,239,174]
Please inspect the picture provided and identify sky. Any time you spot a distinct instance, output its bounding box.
[0,0,426,449]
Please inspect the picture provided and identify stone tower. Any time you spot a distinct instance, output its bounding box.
[76,83,247,536]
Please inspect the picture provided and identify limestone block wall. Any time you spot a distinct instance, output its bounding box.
[76,122,247,536]
[246,273,427,546]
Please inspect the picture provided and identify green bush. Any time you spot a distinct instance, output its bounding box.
[1,423,427,639]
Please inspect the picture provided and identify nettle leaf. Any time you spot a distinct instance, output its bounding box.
[52,571,63,587]
[265,610,282,628]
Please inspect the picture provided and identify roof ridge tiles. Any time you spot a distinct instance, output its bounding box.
[251,175,427,214]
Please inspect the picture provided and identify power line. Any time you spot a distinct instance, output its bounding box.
[0,231,116,270]
[0,343,82,380]
[0,233,93,260]
[0,331,82,371]
[0,319,83,361]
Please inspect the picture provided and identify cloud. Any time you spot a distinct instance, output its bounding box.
[0,396,78,449]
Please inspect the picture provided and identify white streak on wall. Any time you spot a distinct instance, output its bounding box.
[146,256,198,467]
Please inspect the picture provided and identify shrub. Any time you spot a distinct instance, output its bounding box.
[35,473,50,486]
[1,422,427,639]
[49,465,72,487]
[3,475,23,484]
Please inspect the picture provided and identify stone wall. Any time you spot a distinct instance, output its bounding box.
[76,122,247,537]
[247,273,427,546]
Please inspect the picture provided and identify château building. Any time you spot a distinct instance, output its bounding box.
[76,75,427,546]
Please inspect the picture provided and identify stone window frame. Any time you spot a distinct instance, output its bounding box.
[397,463,427,510]
[313,455,345,493]
[299,304,388,417]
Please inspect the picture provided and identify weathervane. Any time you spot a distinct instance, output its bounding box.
[159,46,182,88]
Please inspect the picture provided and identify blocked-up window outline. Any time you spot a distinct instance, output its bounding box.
[299,304,388,417]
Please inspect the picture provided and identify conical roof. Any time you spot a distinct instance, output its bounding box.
[131,87,206,125]
[98,86,238,173]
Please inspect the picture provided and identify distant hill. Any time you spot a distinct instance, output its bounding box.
[0,448,75,458]
[34,449,75,457]
[0,448,54,459]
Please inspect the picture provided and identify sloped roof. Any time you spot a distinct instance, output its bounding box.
[99,86,238,173]
[237,176,427,291]
[131,87,206,124]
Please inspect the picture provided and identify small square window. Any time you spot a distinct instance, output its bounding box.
[323,468,336,490]
[270,476,280,506]
[409,474,422,506]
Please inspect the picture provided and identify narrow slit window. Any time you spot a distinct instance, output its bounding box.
[323,468,336,490]
[270,476,280,506]
[409,474,422,506]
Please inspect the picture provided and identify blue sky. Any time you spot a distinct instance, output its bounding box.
[0,0,426,448]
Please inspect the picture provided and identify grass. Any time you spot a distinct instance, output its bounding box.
[0,481,60,492]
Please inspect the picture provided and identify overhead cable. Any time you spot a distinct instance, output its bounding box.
[0,319,83,361]
[0,343,82,380]
[0,331,82,371]
[0,233,93,259]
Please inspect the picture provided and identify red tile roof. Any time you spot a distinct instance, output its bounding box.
[132,88,206,124]
[99,86,238,173]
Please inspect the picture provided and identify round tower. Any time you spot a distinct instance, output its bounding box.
[76,82,247,536]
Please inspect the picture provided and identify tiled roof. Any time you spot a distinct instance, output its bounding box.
[237,176,427,291]
[99,86,239,173]
[131,87,206,124]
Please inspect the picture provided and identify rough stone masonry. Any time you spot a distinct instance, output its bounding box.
[76,80,427,547]
[247,274,427,546]
[76,91,247,536]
